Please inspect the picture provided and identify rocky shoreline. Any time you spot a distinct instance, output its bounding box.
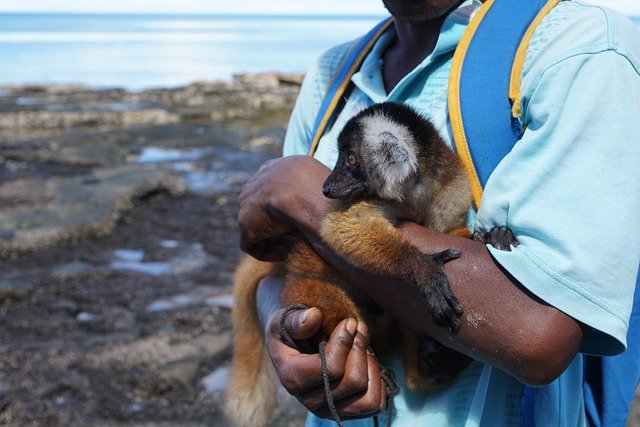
[1,74,638,426]
[0,73,307,426]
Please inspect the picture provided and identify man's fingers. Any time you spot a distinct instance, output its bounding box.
[336,353,386,419]
[326,321,369,397]
[300,320,369,410]
[270,314,386,419]
[309,352,386,420]
[321,318,359,378]
[271,317,357,395]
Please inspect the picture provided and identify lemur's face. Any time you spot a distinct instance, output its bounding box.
[322,123,368,200]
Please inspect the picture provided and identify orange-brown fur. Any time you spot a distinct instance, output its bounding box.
[225,103,472,425]
[225,257,281,427]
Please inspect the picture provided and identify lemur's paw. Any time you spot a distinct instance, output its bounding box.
[414,249,463,333]
[474,226,519,251]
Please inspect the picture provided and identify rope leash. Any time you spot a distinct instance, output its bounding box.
[319,340,343,427]
[278,303,309,348]
[376,352,400,427]
[279,305,399,427]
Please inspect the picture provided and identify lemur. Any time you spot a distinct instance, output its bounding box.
[225,102,516,427]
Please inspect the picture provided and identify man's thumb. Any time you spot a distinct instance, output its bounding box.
[283,307,323,341]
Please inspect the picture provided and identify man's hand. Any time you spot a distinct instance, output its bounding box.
[266,306,387,419]
[237,155,330,261]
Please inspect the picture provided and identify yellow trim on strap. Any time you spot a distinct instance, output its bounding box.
[308,18,394,157]
[448,0,495,209]
[509,0,559,119]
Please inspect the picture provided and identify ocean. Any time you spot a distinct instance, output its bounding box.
[0,13,384,90]
[1,13,638,91]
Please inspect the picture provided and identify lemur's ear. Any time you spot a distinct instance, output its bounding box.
[361,113,419,200]
[375,130,410,166]
[363,113,418,177]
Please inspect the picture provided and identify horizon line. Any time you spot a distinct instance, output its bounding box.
[0,10,388,17]
[0,9,636,19]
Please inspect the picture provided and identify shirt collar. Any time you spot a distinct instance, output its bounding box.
[352,0,482,102]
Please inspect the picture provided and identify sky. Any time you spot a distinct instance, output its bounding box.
[0,0,638,16]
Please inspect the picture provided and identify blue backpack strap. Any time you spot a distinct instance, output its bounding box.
[449,0,558,208]
[449,1,555,422]
[583,282,640,427]
[449,0,553,425]
[450,1,639,426]
[307,17,393,156]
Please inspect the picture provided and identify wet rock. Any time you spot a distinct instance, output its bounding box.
[48,299,81,315]
[160,239,179,249]
[0,74,301,136]
[0,230,14,240]
[51,262,94,280]
[110,259,170,276]
[0,165,185,258]
[77,312,97,322]
[0,108,180,132]
[0,275,35,301]
[0,149,101,168]
[111,243,213,278]
[147,289,231,313]
[0,387,6,413]
[169,243,211,275]
[80,306,137,333]
[112,249,145,262]
[201,365,229,393]
[205,295,234,310]
[85,331,231,372]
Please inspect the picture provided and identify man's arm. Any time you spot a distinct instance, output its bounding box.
[238,155,586,388]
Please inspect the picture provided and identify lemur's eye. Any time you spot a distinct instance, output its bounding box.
[347,152,358,166]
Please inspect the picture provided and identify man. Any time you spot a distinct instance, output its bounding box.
[237,0,640,424]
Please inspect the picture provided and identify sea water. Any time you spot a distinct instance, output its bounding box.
[0,13,638,91]
[0,13,383,90]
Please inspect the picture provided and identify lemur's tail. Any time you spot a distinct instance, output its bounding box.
[224,256,280,427]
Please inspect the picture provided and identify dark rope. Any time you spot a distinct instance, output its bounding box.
[279,305,342,426]
[319,340,343,427]
[379,364,399,427]
[278,303,309,348]
[279,306,400,427]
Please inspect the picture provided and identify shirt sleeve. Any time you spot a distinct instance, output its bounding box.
[282,61,322,157]
[475,48,640,356]
[283,41,354,157]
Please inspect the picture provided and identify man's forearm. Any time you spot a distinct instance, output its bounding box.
[243,155,585,384]
[256,274,285,331]
[299,220,586,385]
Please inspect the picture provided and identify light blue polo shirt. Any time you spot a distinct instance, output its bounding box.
[282,1,640,425]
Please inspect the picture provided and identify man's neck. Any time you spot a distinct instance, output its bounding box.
[382,16,446,92]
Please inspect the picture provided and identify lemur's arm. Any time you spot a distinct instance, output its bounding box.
[239,155,586,413]
[321,201,463,331]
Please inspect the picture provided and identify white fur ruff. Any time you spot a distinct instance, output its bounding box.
[361,112,418,200]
